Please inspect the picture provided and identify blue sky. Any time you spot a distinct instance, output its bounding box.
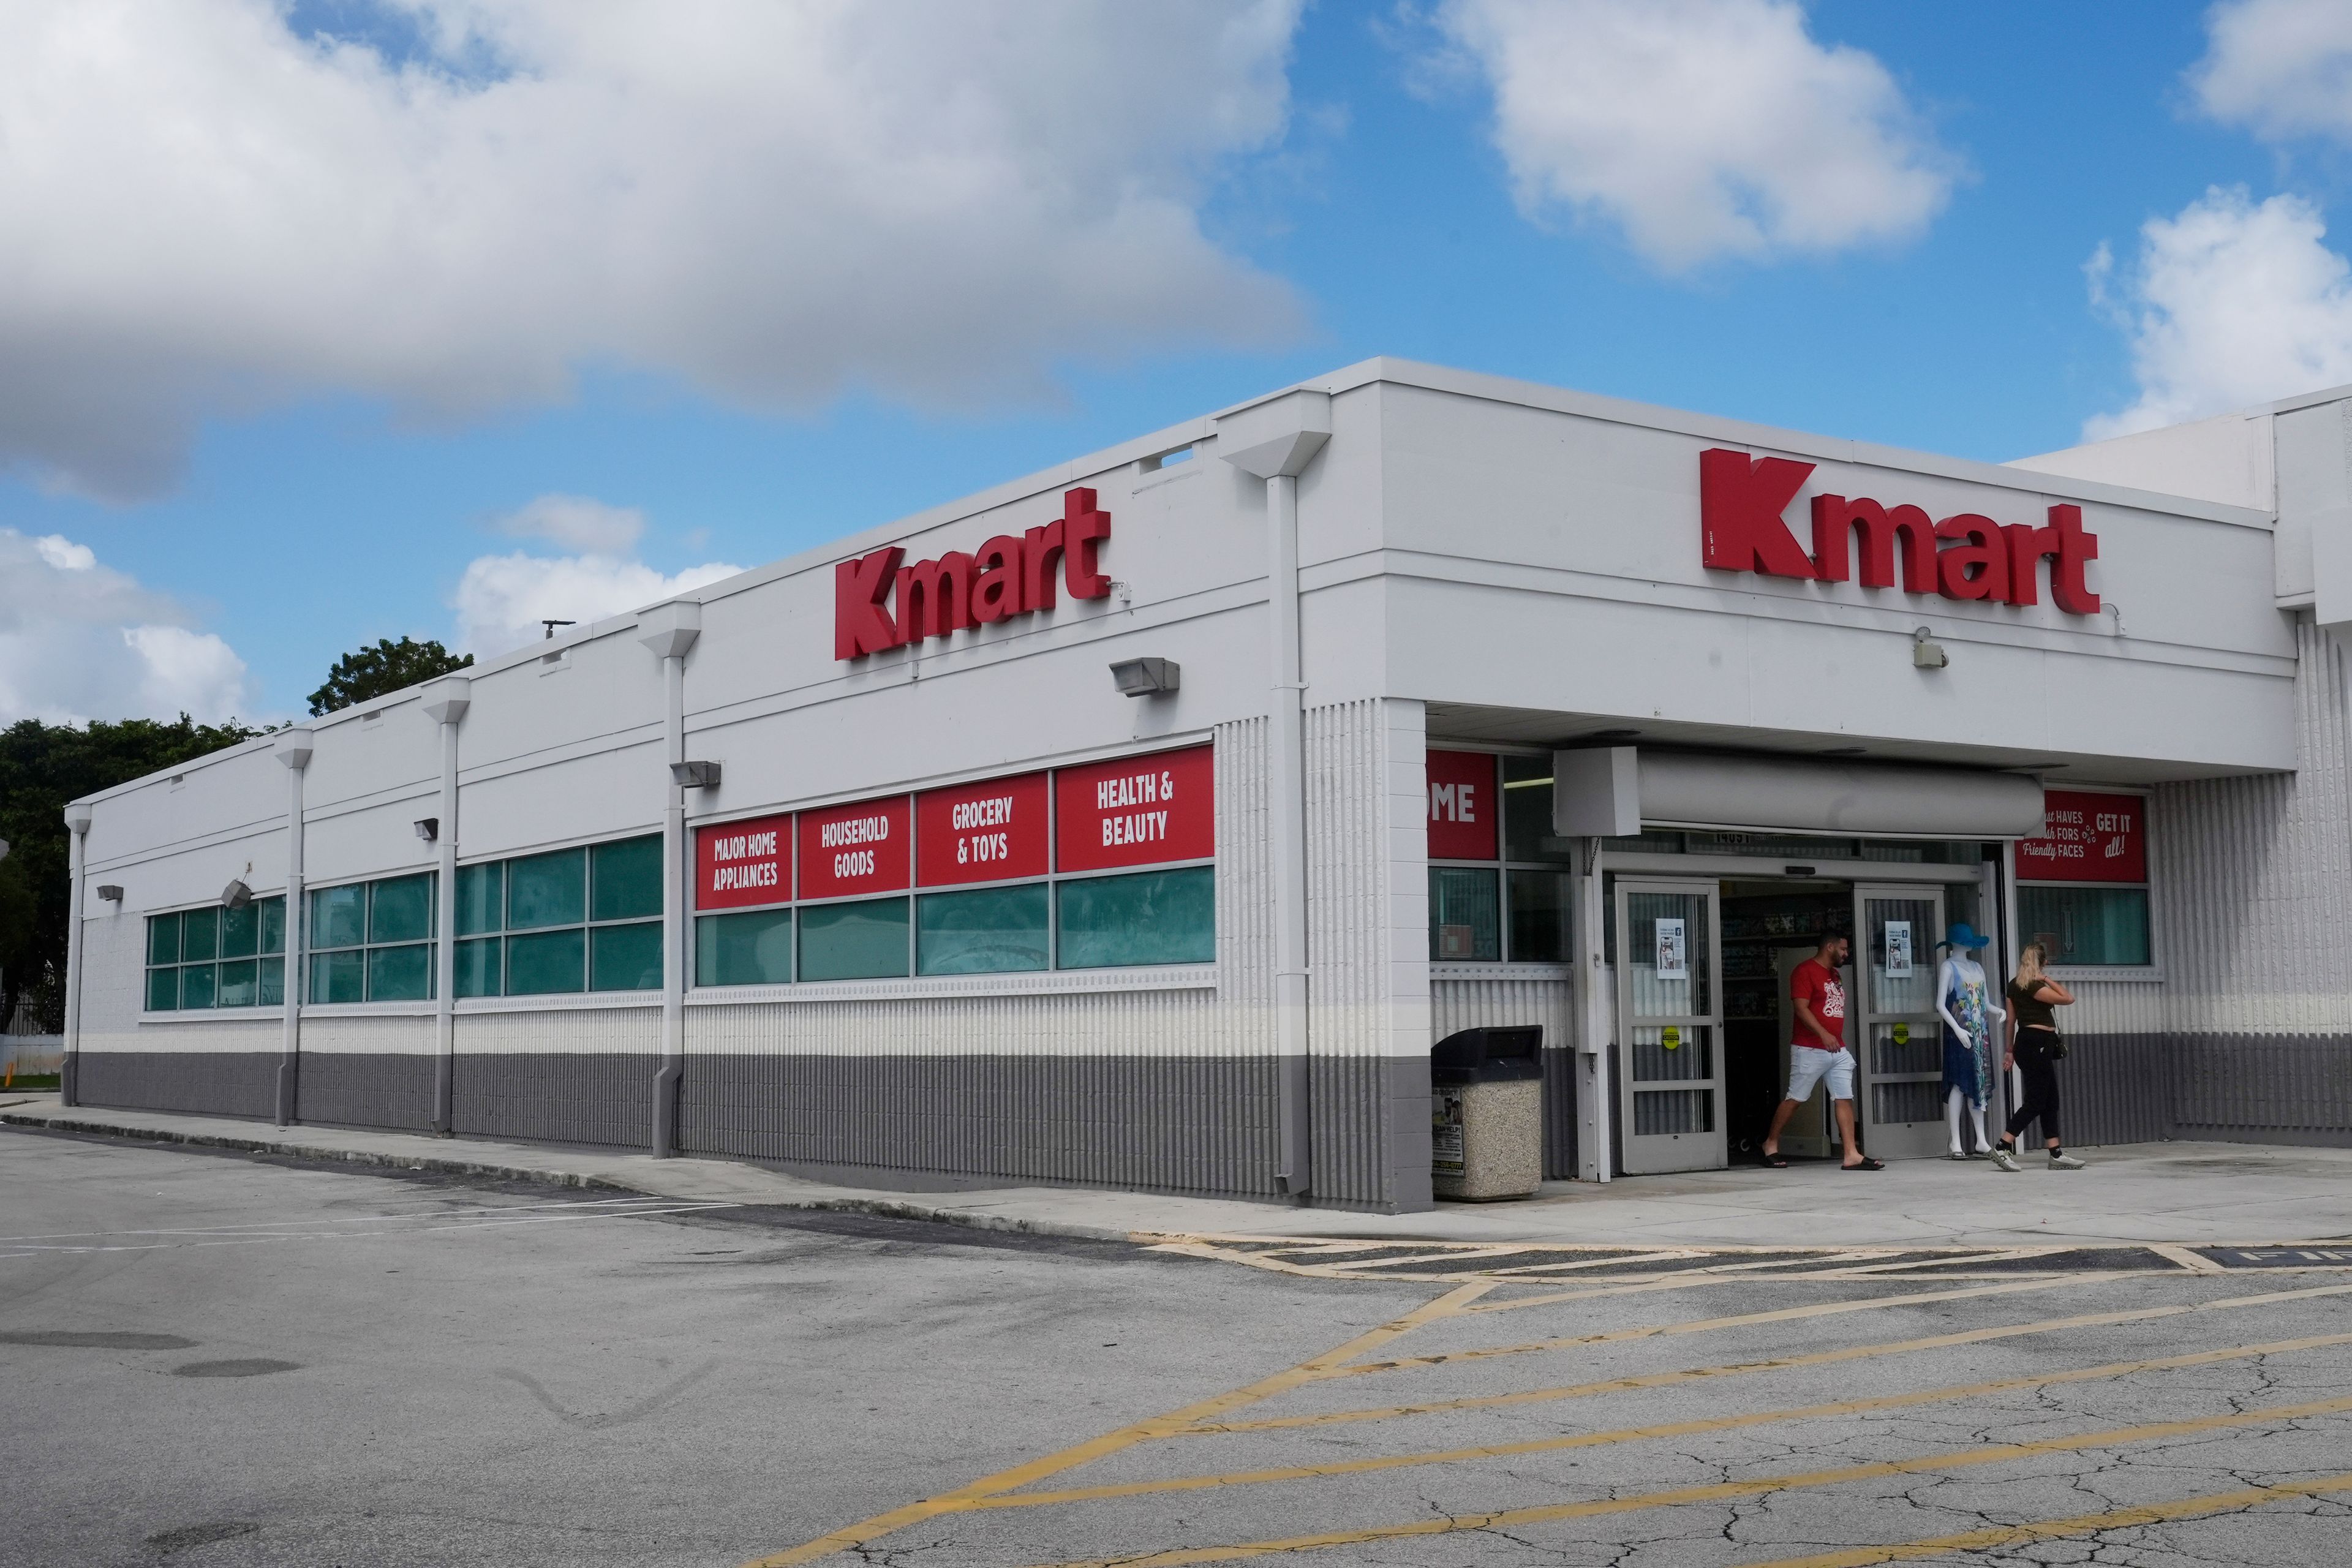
[3,0,2349,725]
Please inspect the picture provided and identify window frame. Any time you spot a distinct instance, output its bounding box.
[452,831,667,1000]
[2018,786,2159,979]
[141,895,287,1016]
[304,872,438,1005]
[1426,748,1578,971]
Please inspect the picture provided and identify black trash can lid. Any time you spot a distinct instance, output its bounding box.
[1431,1025,1544,1083]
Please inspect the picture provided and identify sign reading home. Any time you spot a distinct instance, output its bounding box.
[834,488,1113,660]
[1700,450,2101,612]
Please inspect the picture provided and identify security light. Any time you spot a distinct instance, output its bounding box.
[97,885,123,902]
[414,818,440,843]
[1912,627,1948,669]
[672,761,722,788]
[1109,657,1180,697]
[222,878,252,908]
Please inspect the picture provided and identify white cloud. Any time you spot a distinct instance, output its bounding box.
[0,529,254,725]
[0,0,1306,500]
[2191,0,2352,143]
[2082,187,2352,439]
[452,552,744,658]
[1433,0,1956,271]
[493,494,645,556]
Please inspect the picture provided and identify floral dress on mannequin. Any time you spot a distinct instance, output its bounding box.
[1937,924,2002,1157]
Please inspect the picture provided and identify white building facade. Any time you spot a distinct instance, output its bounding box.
[59,361,2350,1212]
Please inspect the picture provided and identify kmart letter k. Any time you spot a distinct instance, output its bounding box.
[1700,448,1819,579]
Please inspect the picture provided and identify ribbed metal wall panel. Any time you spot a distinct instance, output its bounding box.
[1431,975,1578,1177]
[1306,697,1393,1205]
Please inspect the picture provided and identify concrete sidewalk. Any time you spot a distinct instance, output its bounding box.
[5,1094,2348,1249]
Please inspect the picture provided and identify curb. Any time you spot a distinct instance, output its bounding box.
[0,1109,1140,1246]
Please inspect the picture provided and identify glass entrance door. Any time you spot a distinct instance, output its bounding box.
[1853,884,1947,1161]
[1615,880,1726,1175]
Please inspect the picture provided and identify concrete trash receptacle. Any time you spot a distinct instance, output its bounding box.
[1430,1025,1544,1200]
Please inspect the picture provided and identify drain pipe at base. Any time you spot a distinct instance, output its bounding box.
[60,804,91,1106]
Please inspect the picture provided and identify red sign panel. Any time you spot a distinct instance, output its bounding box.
[918,772,1049,887]
[2018,790,2145,883]
[797,794,911,899]
[696,812,793,910]
[1055,745,1215,873]
[1427,750,1498,861]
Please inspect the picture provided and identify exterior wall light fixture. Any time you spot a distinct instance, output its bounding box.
[671,761,722,788]
[1110,657,1180,696]
[221,878,253,908]
[413,818,439,843]
[1912,627,1949,669]
[97,884,123,902]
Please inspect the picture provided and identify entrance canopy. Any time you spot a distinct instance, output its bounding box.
[1558,747,2048,840]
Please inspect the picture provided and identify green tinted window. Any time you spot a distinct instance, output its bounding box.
[1429,867,1500,962]
[696,909,793,987]
[800,898,910,981]
[312,884,366,950]
[2019,886,2151,967]
[508,848,586,931]
[179,963,217,1009]
[258,895,285,956]
[368,943,432,1001]
[258,957,285,1008]
[505,929,586,995]
[1055,868,1215,969]
[147,965,179,1011]
[220,902,259,959]
[918,884,1049,976]
[180,907,219,962]
[148,913,180,965]
[591,921,662,990]
[1507,870,1570,963]
[454,938,502,998]
[311,949,364,1005]
[217,960,258,1008]
[456,862,503,936]
[1502,755,1577,864]
[369,874,434,944]
[591,835,663,922]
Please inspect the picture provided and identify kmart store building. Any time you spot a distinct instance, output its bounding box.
[60,362,2352,1211]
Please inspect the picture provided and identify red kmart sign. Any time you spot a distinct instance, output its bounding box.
[1700,450,2101,612]
[835,488,1113,659]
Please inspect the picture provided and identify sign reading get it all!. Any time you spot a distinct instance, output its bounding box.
[1700,449,2102,612]
[834,488,1113,660]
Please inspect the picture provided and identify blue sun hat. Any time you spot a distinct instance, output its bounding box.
[1943,922,1989,952]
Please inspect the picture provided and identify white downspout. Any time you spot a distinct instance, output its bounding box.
[1215,390,1331,1200]
[61,804,92,1106]
[638,601,702,1158]
[1577,837,1612,1183]
[422,678,471,1136]
[274,727,314,1127]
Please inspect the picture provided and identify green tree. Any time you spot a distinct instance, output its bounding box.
[308,636,472,717]
[0,715,260,1033]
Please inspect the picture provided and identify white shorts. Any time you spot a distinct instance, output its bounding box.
[1786,1046,1856,1102]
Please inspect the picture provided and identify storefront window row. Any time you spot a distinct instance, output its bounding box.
[452,835,665,997]
[2017,790,2151,967]
[145,897,286,1011]
[693,745,1218,986]
[1427,751,1572,965]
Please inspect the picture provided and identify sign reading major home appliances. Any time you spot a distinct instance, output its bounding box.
[696,811,793,910]
[1700,450,2101,612]
[798,794,913,899]
[1425,750,1499,861]
[834,488,1114,660]
[2017,790,2145,883]
[1055,745,1215,872]
[916,772,1049,886]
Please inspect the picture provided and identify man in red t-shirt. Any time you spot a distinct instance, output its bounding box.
[1761,933,1880,1170]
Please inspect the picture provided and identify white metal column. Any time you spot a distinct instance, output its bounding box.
[274,727,314,1126]
[423,677,470,1136]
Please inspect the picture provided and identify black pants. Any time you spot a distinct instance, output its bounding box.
[2005,1033,2062,1144]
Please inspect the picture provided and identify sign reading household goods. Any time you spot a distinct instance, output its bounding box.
[1700,450,2102,612]
[2017,790,2145,882]
[691,744,1212,908]
[834,488,1114,659]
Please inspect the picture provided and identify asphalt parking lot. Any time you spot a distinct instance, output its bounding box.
[6,1129,2351,1567]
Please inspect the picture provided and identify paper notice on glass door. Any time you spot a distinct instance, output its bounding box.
[1654,918,1687,981]
[1885,920,1913,978]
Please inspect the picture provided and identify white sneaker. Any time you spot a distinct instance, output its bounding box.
[1989,1147,2022,1172]
[2049,1151,2087,1170]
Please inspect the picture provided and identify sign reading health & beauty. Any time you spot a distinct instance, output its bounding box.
[798,794,912,899]
[917,772,1049,886]
[2017,790,2145,883]
[695,812,792,910]
[1055,745,1214,872]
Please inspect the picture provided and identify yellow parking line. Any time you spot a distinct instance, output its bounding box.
[1457,1270,2073,1317]
[1017,1393,2352,1567]
[969,1329,2352,1511]
[1738,1471,2352,1568]
[739,1283,1492,1567]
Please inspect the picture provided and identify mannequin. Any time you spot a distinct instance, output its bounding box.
[1937,922,2003,1158]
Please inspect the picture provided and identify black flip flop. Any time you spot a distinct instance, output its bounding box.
[1761,1152,1790,1168]
[1841,1157,1887,1172]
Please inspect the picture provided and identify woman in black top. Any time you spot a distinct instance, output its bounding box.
[1991,942,2084,1170]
